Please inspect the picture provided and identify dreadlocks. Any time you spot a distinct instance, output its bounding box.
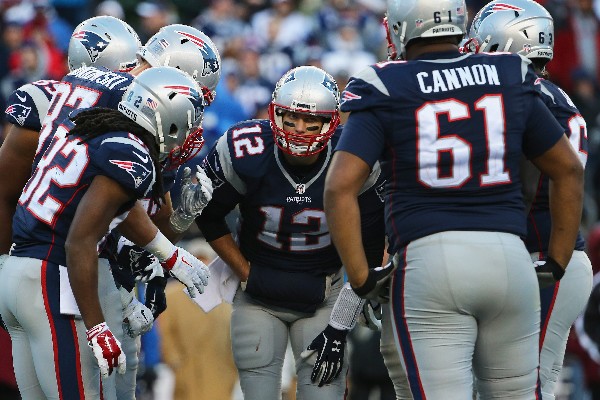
[68,107,165,206]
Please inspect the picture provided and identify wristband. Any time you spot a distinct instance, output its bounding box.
[545,256,566,281]
[143,231,176,262]
[352,271,376,297]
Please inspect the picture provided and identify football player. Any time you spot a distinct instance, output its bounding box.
[193,66,386,399]
[324,0,584,398]
[0,66,205,400]
[465,1,593,398]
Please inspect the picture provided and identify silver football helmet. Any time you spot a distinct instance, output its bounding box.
[466,0,554,62]
[137,24,221,105]
[118,66,205,167]
[385,0,468,60]
[269,66,340,157]
[68,16,141,72]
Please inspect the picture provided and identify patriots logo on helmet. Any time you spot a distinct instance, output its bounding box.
[72,30,110,63]
[283,71,296,85]
[109,160,151,188]
[321,77,338,96]
[175,31,220,76]
[164,85,204,115]
[472,3,524,32]
[5,103,32,126]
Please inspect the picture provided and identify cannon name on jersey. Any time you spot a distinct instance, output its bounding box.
[338,52,565,255]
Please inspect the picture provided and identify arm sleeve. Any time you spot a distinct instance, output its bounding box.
[336,110,386,168]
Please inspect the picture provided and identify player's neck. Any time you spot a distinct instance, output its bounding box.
[406,43,459,60]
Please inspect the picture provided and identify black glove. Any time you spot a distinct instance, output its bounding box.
[534,256,565,289]
[117,241,161,282]
[352,261,397,303]
[145,276,168,319]
[300,325,348,387]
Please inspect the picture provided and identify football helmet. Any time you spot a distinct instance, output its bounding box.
[118,66,205,167]
[466,0,554,62]
[385,0,468,60]
[68,16,141,72]
[269,66,340,157]
[137,24,221,105]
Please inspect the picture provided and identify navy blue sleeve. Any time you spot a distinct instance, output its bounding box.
[522,97,566,159]
[336,110,386,168]
[5,87,42,130]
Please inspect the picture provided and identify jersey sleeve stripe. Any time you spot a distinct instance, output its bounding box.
[216,134,247,195]
[353,67,390,96]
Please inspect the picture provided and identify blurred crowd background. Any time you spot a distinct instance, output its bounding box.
[2,0,600,399]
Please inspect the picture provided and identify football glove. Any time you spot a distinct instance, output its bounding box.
[161,247,210,297]
[534,256,565,289]
[116,238,163,283]
[145,276,168,319]
[358,299,382,331]
[352,261,396,303]
[120,287,154,338]
[86,322,126,377]
[301,325,348,387]
[170,166,213,233]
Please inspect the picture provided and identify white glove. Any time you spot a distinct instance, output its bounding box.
[136,257,164,283]
[358,299,382,331]
[169,166,213,233]
[161,247,210,297]
[119,287,154,338]
[86,322,126,377]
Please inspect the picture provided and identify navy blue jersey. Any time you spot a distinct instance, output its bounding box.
[32,66,133,169]
[11,118,156,266]
[4,79,58,131]
[197,120,385,276]
[525,78,587,253]
[338,51,565,255]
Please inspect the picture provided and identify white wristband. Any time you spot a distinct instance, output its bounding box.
[143,231,176,262]
[329,282,364,331]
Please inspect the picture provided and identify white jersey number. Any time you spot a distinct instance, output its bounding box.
[257,206,330,251]
[416,95,510,188]
[20,126,89,224]
[567,114,588,167]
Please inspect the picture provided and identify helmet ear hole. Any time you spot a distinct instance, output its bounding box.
[169,124,177,136]
[489,44,499,52]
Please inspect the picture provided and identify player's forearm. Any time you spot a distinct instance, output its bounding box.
[118,201,160,246]
[547,171,584,267]
[324,189,368,288]
[207,234,250,281]
[65,240,104,329]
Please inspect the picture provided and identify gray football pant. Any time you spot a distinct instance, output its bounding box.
[0,256,138,400]
[231,274,347,400]
[380,231,540,399]
[532,250,593,400]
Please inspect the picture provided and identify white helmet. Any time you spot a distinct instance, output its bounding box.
[118,66,205,167]
[137,24,221,105]
[269,66,341,157]
[68,16,141,72]
[466,0,554,63]
[385,0,468,60]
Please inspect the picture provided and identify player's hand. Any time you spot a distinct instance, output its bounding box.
[534,256,565,289]
[117,238,162,282]
[300,325,348,387]
[170,166,213,233]
[352,261,397,303]
[358,299,382,331]
[161,247,210,297]
[145,276,168,319]
[120,288,154,338]
[86,322,126,377]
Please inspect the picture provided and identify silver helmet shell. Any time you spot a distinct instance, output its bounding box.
[385,0,468,60]
[137,24,221,105]
[118,66,205,167]
[467,0,554,62]
[269,66,341,157]
[68,16,141,72]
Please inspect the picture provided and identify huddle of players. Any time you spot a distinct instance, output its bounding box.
[0,0,593,398]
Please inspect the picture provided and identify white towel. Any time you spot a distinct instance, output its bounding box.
[188,256,240,313]
[59,265,81,317]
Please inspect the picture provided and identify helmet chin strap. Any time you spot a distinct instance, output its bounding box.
[155,111,166,156]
